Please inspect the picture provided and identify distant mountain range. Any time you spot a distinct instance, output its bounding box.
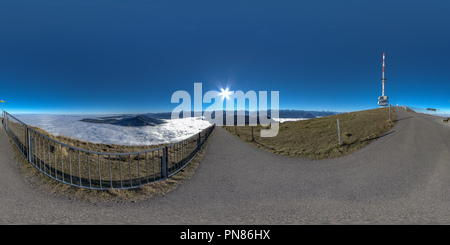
[80,110,338,127]
[145,109,337,120]
[145,109,338,126]
[80,115,165,127]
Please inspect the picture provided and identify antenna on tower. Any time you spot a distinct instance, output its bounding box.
[378,52,389,107]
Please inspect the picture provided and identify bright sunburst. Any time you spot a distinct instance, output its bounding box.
[219,88,232,100]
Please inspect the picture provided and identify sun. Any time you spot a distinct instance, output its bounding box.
[219,88,232,100]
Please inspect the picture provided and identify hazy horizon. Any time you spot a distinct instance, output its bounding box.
[8,108,344,115]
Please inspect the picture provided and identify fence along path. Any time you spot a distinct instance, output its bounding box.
[2,111,214,190]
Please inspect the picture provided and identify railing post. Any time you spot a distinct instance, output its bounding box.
[161,147,168,179]
[30,136,34,164]
[389,105,392,121]
[26,127,30,161]
[5,113,8,131]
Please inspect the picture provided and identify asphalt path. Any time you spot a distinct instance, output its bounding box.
[1,108,450,224]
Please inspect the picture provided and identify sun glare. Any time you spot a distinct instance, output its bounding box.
[219,88,232,100]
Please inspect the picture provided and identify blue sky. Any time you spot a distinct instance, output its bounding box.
[1,0,450,114]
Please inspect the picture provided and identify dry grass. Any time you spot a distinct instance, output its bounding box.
[225,107,396,160]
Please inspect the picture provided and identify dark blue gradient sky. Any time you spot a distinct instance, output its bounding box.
[1,0,450,114]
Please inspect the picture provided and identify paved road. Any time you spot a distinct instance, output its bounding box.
[1,108,450,224]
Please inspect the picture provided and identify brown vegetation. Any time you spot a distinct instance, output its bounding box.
[225,107,396,160]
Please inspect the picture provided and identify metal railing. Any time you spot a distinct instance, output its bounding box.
[2,111,214,190]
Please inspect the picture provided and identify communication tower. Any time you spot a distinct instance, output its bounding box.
[378,52,389,107]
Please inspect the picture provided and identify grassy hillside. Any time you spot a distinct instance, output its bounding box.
[225,107,396,160]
